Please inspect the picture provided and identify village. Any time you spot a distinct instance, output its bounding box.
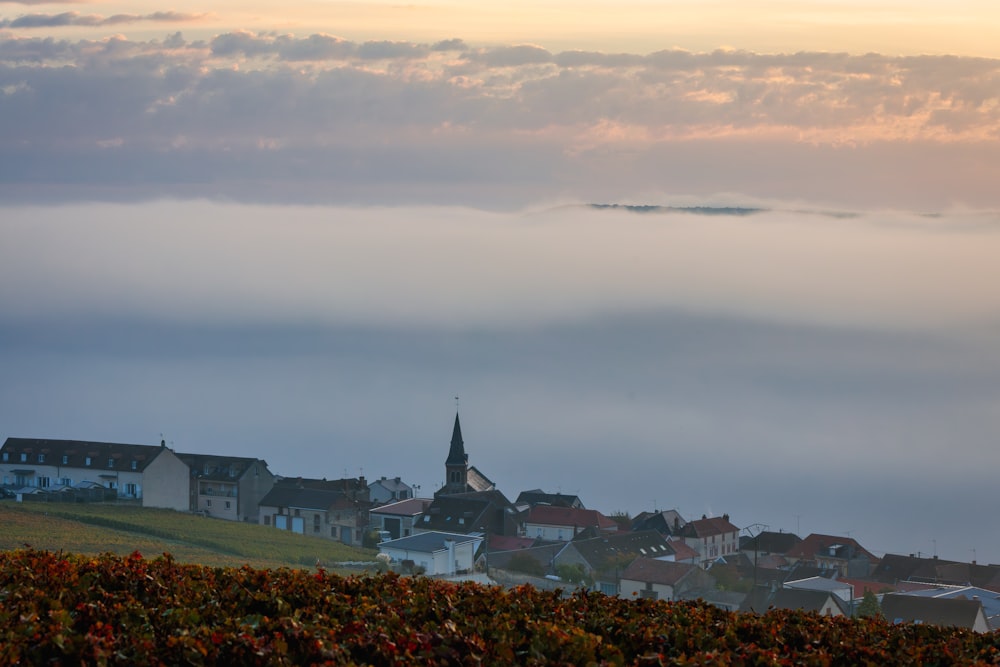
[2,414,998,633]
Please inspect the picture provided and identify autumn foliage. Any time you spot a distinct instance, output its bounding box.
[2,549,998,666]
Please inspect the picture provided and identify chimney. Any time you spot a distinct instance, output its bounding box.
[160,439,166,448]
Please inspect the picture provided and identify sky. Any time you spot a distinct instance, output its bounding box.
[1,1,999,564]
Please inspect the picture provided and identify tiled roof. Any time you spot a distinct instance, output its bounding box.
[881,593,986,630]
[679,516,739,539]
[566,530,674,571]
[742,531,802,555]
[2,437,171,473]
[258,486,349,511]
[526,506,617,531]
[666,539,700,562]
[621,558,698,587]
[176,453,267,481]
[785,533,878,564]
[515,490,584,509]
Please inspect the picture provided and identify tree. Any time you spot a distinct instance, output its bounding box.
[856,590,883,620]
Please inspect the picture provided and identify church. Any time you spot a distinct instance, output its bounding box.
[437,412,496,496]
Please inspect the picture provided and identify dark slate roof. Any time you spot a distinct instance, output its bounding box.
[2,437,172,473]
[370,476,411,492]
[258,486,349,511]
[786,533,879,564]
[770,588,848,615]
[881,593,986,630]
[872,553,1000,589]
[742,531,802,555]
[631,509,686,535]
[175,453,268,481]
[526,506,617,532]
[567,530,674,572]
[446,413,467,466]
[380,531,482,554]
[516,489,584,509]
[487,543,565,571]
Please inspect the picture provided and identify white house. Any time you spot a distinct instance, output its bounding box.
[0,437,190,511]
[369,497,431,540]
[378,531,484,576]
[368,476,414,505]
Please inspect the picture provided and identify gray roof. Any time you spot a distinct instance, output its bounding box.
[258,486,348,511]
[176,452,268,481]
[2,437,173,473]
[380,531,482,554]
[770,588,848,615]
[881,593,987,630]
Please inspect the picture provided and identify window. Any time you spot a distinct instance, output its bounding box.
[225,501,231,510]
[38,476,50,488]
[130,460,137,471]
[107,458,115,468]
[314,515,321,533]
[264,515,271,526]
[108,481,117,490]
[62,455,68,465]
[125,483,137,496]
[60,478,71,486]
[85,457,92,466]
[20,453,27,462]
[206,499,212,507]
[294,509,300,517]
[1,452,7,462]
[37,453,45,463]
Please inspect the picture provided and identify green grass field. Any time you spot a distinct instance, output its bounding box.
[0,500,375,571]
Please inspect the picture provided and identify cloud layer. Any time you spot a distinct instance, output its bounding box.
[1,30,999,206]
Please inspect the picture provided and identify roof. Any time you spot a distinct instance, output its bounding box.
[487,535,538,551]
[872,553,1000,589]
[679,515,739,539]
[770,588,848,615]
[631,509,687,535]
[175,452,268,481]
[565,530,674,572]
[258,486,351,511]
[742,531,802,555]
[621,557,699,587]
[370,476,411,492]
[446,413,467,466]
[785,533,879,564]
[370,498,431,517]
[418,490,514,534]
[667,538,701,562]
[881,593,988,630]
[2,437,173,473]
[515,489,584,509]
[526,506,618,532]
[379,531,482,554]
[466,466,495,493]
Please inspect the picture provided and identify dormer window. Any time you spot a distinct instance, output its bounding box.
[107,458,115,468]
[85,457,92,466]
[1,452,8,462]
[62,455,69,465]
[37,453,45,463]
[20,453,27,463]
[130,460,138,471]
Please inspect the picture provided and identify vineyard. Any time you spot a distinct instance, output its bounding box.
[2,549,999,666]
[0,502,372,571]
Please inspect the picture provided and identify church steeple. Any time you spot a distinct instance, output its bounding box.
[446,413,467,466]
[442,412,469,494]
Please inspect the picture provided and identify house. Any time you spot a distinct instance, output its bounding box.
[785,533,880,577]
[677,514,741,568]
[881,593,991,632]
[871,553,1000,590]
[416,490,520,537]
[0,437,189,510]
[783,576,854,604]
[369,497,432,540]
[889,587,1000,631]
[258,485,366,546]
[437,413,495,496]
[175,453,274,522]
[619,557,715,601]
[369,476,413,505]
[523,505,618,541]
[515,489,584,509]
[631,509,687,536]
[553,529,676,596]
[378,531,484,576]
[741,530,801,565]
[769,588,849,617]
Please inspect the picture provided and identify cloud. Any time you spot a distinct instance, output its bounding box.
[1,32,1000,207]
[0,11,207,29]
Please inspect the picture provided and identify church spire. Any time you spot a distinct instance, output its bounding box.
[446,412,467,466]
